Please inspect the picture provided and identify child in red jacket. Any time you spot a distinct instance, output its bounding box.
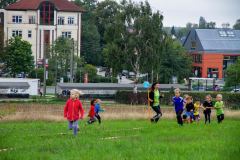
[64,89,84,135]
[87,99,96,124]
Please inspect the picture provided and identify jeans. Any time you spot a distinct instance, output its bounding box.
[68,120,79,135]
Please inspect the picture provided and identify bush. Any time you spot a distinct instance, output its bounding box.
[115,91,240,109]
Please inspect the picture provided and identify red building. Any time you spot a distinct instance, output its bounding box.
[183,29,240,79]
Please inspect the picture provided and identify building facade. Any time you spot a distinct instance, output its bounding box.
[1,0,83,66]
[183,29,240,79]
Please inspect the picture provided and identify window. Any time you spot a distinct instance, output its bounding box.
[192,54,202,63]
[68,17,74,25]
[191,41,196,50]
[29,16,36,24]
[62,32,71,38]
[12,30,22,37]
[58,17,64,25]
[12,16,22,23]
[219,31,227,37]
[226,31,235,37]
[28,30,32,38]
[40,1,54,25]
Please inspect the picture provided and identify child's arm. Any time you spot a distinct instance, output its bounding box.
[79,101,84,119]
[64,101,68,118]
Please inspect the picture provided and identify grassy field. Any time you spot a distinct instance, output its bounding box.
[0,119,240,160]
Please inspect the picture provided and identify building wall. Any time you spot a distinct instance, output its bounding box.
[3,9,81,66]
[202,53,223,79]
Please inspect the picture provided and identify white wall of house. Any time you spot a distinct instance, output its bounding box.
[3,9,82,66]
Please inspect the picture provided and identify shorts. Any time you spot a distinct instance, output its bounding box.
[186,112,194,118]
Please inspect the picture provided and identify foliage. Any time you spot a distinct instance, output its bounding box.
[115,90,240,109]
[2,36,34,76]
[75,0,102,65]
[0,0,16,8]
[233,19,240,30]
[225,58,240,87]
[199,16,216,29]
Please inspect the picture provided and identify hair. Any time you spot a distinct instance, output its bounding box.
[70,89,80,96]
[90,99,96,105]
[216,94,223,99]
[151,82,158,91]
[174,88,180,93]
[185,95,192,101]
[194,101,200,105]
[205,94,212,100]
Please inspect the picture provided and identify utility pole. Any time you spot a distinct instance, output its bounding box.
[70,40,74,83]
[43,43,47,97]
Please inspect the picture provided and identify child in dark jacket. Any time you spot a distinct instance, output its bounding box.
[64,89,84,135]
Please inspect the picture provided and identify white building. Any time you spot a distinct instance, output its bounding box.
[0,0,83,66]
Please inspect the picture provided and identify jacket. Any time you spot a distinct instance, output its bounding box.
[148,89,163,107]
[88,105,95,118]
[64,98,84,121]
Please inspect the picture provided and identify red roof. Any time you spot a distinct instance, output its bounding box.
[5,0,84,12]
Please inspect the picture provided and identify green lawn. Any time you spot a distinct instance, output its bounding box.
[0,119,240,160]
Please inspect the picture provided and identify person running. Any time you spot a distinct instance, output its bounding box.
[214,94,225,123]
[202,95,214,124]
[185,96,194,123]
[172,88,184,126]
[64,89,84,135]
[94,99,104,124]
[148,82,163,123]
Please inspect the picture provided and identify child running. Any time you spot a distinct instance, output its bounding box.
[64,89,84,135]
[202,95,214,124]
[94,99,104,124]
[184,96,194,123]
[172,88,184,126]
[88,99,96,124]
[214,94,225,123]
[193,101,202,123]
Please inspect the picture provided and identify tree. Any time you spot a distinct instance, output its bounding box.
[233,19,240,30]
[75,0,102,65]
[0,0,16,8]
[2,36,34,77]
[49,37,74,82]
[104,0,164,83]
[199,16,207,29]
[225,59,240,87]
[159,37,192,83]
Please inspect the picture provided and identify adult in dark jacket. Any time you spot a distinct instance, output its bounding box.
[148,82,163,122]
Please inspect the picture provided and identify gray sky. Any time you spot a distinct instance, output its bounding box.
[99,0,240,27]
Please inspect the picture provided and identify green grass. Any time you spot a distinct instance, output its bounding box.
[0,119,240,160]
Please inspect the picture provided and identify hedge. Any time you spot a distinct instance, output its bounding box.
[115,91,240,109]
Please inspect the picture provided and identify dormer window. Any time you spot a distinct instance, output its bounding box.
[191,41,196,50]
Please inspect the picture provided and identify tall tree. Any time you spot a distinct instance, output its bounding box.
[75,0,102,65]
[104,0,165,82]
[199,16,207,29]
[233,19,240,30]
[2,36,34,77]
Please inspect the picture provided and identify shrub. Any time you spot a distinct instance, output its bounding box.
[115,91,240,109]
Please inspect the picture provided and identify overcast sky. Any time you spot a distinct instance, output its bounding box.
[98,0,240,27]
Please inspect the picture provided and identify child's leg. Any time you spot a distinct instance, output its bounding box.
[220,114,224,123]
[217,115,221,123]
[72,120,79,135]
[204,112,207,124]
[68,121,73,130]
[151,106,161,122]
[176,110,183,125]
[221,114,224,122]
[208,112,211,123]
[95,114,101,124]
[88,118,95,124]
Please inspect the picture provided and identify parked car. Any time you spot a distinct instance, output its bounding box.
[231,89,240,93]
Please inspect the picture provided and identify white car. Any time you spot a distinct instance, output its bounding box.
[231,89,240,93]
